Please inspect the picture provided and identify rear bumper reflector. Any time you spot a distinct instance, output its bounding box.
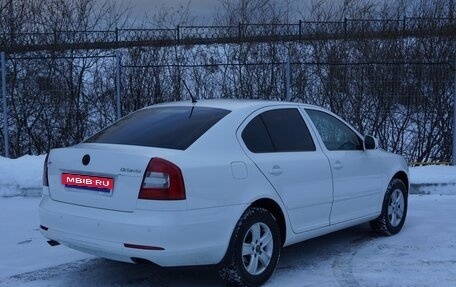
[123,243,165,251]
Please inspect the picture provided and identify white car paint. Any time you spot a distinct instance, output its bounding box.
[39,100,408,269]
[302,108,385,224]
[237,105,333,233]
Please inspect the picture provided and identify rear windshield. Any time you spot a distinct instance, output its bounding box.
[85,106,230,150]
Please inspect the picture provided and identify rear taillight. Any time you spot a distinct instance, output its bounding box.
[43,153,49,187]
[139,158,186,200]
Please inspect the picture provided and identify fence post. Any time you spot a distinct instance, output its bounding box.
[452,7,456,165]
[176,25,180,44]
[1,51,8,158]
[344,17,348,35]
[115,27,118,47]
[402,16,406,33]
[450,0,454,22]
[298,20,302,42]
[53,28,57,45]
[453,45,456,165]
[285,50,291,101]
[115,53,121,120]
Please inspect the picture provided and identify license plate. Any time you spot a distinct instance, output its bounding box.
[62,173,114,193]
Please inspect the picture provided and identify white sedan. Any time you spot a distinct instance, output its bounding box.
[40,100,408,287]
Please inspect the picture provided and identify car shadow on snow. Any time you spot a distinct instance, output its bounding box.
[1,223,378,287]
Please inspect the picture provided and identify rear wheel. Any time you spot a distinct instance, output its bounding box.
[219,207,281,287]
[370,178,408,235]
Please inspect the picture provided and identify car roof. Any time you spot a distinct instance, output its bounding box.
[147,99,321,111]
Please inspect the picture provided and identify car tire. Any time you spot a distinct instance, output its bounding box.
[218,207,281,287]
[370,178,408,236]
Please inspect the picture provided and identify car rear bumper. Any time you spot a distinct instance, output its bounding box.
[39,195,247,266]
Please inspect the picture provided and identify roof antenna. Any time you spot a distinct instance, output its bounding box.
[182,80,197,104]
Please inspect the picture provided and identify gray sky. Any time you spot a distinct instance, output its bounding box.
[117,0,221,24]
[112,0,310,25]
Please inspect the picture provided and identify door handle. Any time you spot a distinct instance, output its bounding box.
[333,160,343,170]
[269,165,283,176]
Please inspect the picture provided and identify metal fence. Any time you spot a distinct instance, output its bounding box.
[0,18,455,163]
[0,17,455,53]
[2,57,452,162]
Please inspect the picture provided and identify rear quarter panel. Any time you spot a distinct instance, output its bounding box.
[171,109,285,210]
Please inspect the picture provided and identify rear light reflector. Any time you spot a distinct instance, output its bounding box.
[139,158,186,200]
[43,153,49,187]
[124,243,164,250]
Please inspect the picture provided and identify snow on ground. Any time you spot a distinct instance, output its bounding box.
[409,165,456,195]
[0,195,454,287]
[0,155,45,197]
[0,197,90,279]
[409,165,456,184]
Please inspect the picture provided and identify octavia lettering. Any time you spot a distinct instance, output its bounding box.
[62,173,114,191]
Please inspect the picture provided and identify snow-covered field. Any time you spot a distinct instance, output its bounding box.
[0,156,455,286]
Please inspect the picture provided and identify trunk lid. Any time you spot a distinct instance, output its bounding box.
[47,143,178,212]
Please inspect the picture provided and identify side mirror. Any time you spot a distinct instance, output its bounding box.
[364,135,378,150]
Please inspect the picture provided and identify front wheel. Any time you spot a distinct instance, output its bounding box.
[218,207,281,287]
[370,178,408,236]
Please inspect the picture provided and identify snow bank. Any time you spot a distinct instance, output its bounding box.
[409,165,456,195]
[409,165,456,184]
[0,155,45,197]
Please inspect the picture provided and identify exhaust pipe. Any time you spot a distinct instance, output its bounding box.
[47,240,60,247]
[131,257,155,265]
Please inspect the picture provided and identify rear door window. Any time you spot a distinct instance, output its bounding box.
[242,108,316,153]
[85,106,230,150]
